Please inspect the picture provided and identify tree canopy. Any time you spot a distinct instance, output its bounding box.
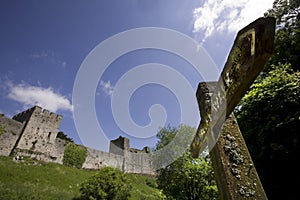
[63,143,87,169]
[264,0,300,72]
[78,167,131,200]
[236,1,299,199]
[155,125,218,200]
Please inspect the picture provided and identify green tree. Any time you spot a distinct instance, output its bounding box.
[79,167,131,200]
[235,1,300,198]
[155,125,178,151]
[155,125,218,200]
[236,64,299,199]
[264,0,300,72]
[57,131,74,143]
[63,143,87,169]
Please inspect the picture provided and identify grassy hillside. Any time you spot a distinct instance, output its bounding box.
[0,156,163,200]
[126,173,164,200]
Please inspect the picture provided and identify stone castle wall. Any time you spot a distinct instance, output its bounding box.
[9,106,64,163]
[14,106,62,151]
[0,106,154,175]
[108,136,153,174]
[0,114,24,156]
[124,151,153,174]
[83,147,124,170]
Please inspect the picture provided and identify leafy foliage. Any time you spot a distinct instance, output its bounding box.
[57,131,74,143]
[155,125,178,151]
[155,124,197,150]
[63,143,87,169]
[155,126,218,200]
[235,1,300,198]
[126,173,166,200]
[236,64,299,199]
[264,0,300,72]
[0,125,5,136]
[157,152,218,200]
[78,167,131,200]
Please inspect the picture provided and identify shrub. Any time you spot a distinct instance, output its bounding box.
[79,167,131,200]
[0,125,6,137]
[57,131,74,143]
[145,178,157,188]
[63,143,87,169]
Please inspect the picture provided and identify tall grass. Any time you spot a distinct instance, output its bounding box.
[0,156,164,200]
[0,156,95,199]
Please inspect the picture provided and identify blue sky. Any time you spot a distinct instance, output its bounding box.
[0,0,273,151]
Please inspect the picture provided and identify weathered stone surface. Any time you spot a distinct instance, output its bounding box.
[124,151,153,175]
[0,114,24,156]
[109,136,130,156]
[194,82,268,199]
[12,106,63,162]
[191,82,220,158]
[0,106,155,175]
[220,17,276,118]
[83,147,124,170]
[191,17,275,200]
[191,16,275,159]
[210,114,267,199]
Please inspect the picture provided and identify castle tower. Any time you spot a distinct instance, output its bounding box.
[109,136,153,174]
[12,106,62,153]
[109,136,130,156]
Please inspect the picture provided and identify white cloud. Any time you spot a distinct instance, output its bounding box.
[7,83,73,113]
[193,0,274,42]
[99,80,114,96]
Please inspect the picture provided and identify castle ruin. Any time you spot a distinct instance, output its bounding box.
[0,106,154,175]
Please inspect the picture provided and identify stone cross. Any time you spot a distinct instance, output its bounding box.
[191,17,275,199]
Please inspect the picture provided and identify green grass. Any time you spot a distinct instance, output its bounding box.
[127,174,165,200]
[0,156,95,199]
[0,156,164,200]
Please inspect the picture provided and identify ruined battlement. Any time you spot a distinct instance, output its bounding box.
[130,147,150,154]
[42,109,62,121]
[33,106,62,121]
[0,106,154,175]
[110,136,130,151]
[12,106,37,123]
[109,136,150,155]
[12,106,62,123]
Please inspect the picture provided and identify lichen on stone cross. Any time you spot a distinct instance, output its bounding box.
[190,17,275,200]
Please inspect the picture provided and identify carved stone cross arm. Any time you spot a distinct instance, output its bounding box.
[190,17,275,200]
[191,17,276,158]
[221,17,276,117]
